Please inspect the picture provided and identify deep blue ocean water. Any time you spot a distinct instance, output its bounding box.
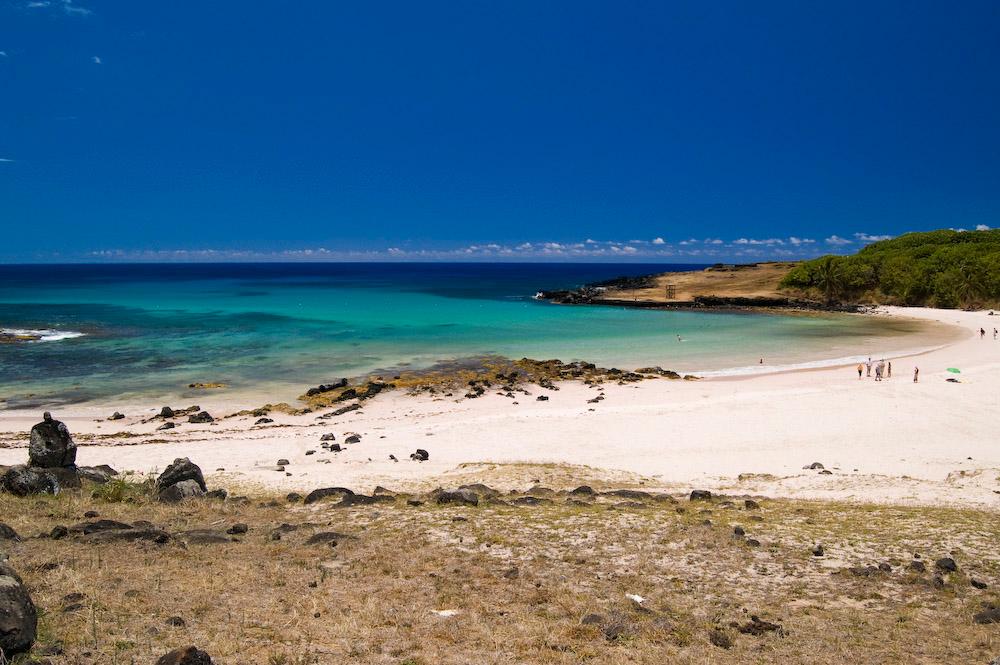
[0,263,925,406]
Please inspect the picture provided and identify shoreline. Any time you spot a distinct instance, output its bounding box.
[2,306,998,509]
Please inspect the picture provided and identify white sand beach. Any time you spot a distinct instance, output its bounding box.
[2,307,998,506]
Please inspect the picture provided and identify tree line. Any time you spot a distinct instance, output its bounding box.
[780,229,1000,308]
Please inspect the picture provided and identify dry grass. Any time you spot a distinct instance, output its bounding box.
[596,262,799,303]
[1,471,998,664]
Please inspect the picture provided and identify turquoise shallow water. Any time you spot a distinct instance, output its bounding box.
[0,263,935,406]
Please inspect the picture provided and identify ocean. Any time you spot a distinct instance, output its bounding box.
[0,263,941,407]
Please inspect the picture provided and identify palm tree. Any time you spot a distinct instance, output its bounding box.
[813,256,844,304]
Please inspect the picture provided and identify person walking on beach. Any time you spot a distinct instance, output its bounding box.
[874,362,883,382]
[994,327,998,340]
[887,361,892,378]
[866,358,872,377]
[981,327,986,339]
[913,366,919,383]
[857,363,863,379]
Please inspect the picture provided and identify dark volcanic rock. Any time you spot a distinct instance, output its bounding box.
[28,412,77,468]
[0,562,37,657]
[305,531,354,546]
[176,529,235,545]
[738,616,783,636]
[0,522,21,541]
[744,499,761,510]
[569,485,596,496]
[108,411,125,421]
[157,422,176,430]
[437,489,479,506]
[70,519,133,535]
[155,646,214,665]
[457,483,500,499]
[410,449,429,462]
[935,557,958,572]
[159,406,175,418]
[303,487,355,504]
[226,523,248,535]
[76,465,118,484]
[305,378,348,397]
[320,433,337,441]
[158,479,206,503]
[254,417,273,425]
[82,529,170,544]
[974,605,1000,625]
[188,411,214,424]
[335,493,394,508]
[1,465,62,496]
[155,458,207,493]
[689,490,712,501]
[603,489,652,500]
[512,496,551,506]
[344,434,361,444]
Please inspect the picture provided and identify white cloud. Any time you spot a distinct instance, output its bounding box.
[651,237,665,245]
[0,158,14,163]
[788,237,815,245]
[26,1,91,15]
[92,55,101,64]
[825,235,852,246]
[853,232,892,242]
[976,224,991,231]
[0,51,8,57]
[732,237,784,246]
[62,0,92,15]
[704,238,723,245]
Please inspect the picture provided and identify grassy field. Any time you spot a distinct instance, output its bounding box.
[1,466,998,664]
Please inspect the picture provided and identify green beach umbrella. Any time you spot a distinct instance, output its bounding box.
[946,367,961,374]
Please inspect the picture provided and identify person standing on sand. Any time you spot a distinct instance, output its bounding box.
[866,358,872,377]
[980,327,986,339]
[874,363,882,381]
[887,361,892,378]
[857,363,863,379]
[913,366,919,383]
[994,327,997,340]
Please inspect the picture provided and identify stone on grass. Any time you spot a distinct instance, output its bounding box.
[935,557,958,572]
[156,646,214,665]
[158,479,205,503]
[0,465,61,496]
[28,412,77,468]
[0,562,38,657]
[437,488,479,506]
[155,458,207,494]
[689,490,712,501]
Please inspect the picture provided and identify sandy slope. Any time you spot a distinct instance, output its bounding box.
[2,307,998,507]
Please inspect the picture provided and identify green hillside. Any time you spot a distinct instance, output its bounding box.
[781,229,1000,308]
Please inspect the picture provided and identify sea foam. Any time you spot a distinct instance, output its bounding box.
[1,328,86,342]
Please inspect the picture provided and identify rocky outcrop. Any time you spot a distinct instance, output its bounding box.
[28,412,76,468]
[0,562,37,657]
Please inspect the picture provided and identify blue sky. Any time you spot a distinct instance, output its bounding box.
[1,1,998,262]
